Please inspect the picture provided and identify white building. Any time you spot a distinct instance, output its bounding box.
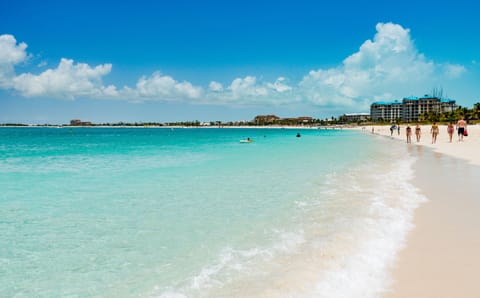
[371,95,457,122]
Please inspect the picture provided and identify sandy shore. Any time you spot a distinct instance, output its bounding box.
[367,124,480,297]
[369,124,480,166]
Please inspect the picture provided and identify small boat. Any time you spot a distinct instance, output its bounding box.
[240,138,253,143]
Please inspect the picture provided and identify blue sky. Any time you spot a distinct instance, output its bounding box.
[1,0,479,124]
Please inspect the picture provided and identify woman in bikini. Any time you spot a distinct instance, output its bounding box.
[447,122,454,143]
[406,125,412,143]
[415,124,421,142]
[430,122,439,144]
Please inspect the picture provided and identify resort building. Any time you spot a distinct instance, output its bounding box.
[339,113,370,122]
[70,119,92,126]
[70,119,82,126]
[370,100,403,122]
[254,115,280,125]
[370,95,457,122]
[296,116,314,123]
[253,115,316,125]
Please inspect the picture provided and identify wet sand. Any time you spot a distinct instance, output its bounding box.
[369,125,480,297]
[370,124,480,166]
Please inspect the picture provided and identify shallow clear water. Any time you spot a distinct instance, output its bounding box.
[0,127,425,297]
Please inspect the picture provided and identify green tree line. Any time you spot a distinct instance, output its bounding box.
[419,103,480,123]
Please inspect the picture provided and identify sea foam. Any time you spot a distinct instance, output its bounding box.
[155,138,427,298]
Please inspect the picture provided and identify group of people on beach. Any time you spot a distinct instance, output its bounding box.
[405,118,468,144]
[390,124,400,136]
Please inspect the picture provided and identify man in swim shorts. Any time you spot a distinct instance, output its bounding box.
[457,117,467,142]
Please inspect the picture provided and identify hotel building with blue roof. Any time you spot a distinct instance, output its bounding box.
[370,95,457,122]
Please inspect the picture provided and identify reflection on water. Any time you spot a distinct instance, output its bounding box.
[407,144,425,158]
[416,145,424,157]
[433,151,443,161]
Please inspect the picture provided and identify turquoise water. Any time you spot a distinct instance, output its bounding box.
[0,128,424,297]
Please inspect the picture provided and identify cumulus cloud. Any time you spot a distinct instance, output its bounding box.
[299,22,468,110]
[300,23,437,109]
[12,58,112,99]
[37,61,47,67]
[0,34,28,88]
[206,76,296,105]
[135,72,202,100]
[267,77,292,93]
[208,81,223,92]
[230,76,268,98]
[0,24,469,110]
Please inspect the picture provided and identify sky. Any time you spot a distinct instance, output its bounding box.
[1,0,480,124]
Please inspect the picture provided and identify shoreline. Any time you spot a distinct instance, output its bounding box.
[0,125,346,129]
[367,124,480,166]
[367,125,480,297]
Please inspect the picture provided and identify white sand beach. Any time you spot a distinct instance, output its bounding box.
[370,123,480,166]
[367,124,480,297]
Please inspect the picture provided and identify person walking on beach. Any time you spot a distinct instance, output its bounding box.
[457,117,467,142]
[431,122,439,144]
[415,124,421,142]
[397,125,401,136]
[390,125,394,136]
[447,122,455,143]
[406,125,412,143]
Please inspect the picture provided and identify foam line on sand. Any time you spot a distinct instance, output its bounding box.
[365,124,480,297]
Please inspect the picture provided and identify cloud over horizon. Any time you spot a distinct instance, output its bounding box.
[0,23,467,111]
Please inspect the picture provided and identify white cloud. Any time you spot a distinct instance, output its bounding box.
[134,72,202,100]
[37,61,47,67]
[267,77,292,93]
[205,76,296,106]
[0,34,204,102]
[443,64,466,78]
[0,34,28,88]
[0,34,27,65]
[230,76,268,98]
[0,25,469,111]
[99,84,120,97]
[12,58,112,99]
[299,22,463,110]
[208,81,223,92]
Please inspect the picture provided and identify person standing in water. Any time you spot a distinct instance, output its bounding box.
[415,124,421,142]
[406,125,412,143]
[430,122,439,144]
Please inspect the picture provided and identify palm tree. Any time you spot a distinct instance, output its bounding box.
[473,102,480,120]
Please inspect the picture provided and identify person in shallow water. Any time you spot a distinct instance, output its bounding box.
[406,125,412,143]
[430,122,439,144]
[296,133,301,137]
[415,124,421,142]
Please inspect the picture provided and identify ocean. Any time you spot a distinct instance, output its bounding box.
[0,127,425,297]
